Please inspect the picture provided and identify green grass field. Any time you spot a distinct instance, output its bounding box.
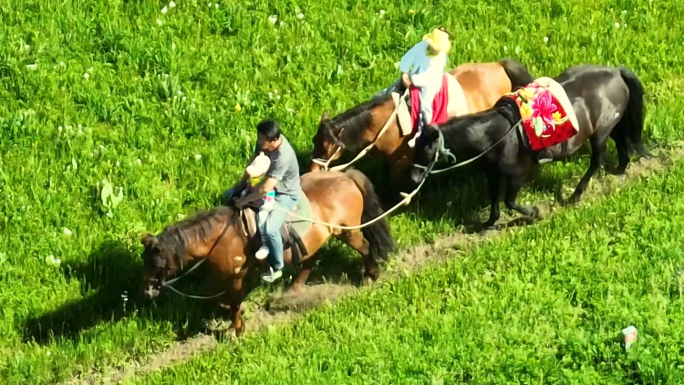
[1,0,684,383]
[131,155,684,385]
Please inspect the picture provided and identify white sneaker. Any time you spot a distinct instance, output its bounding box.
[261,267,283,283]
[255,246,269,260]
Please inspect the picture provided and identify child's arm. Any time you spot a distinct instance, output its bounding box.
[236,177,277,208]
[410,53,447,88]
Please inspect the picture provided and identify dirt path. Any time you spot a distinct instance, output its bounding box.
[65,142,683,385]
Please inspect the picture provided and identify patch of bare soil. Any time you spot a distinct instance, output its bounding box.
[66,142,683,385]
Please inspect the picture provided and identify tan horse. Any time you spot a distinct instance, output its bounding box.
[140,169,394,335]
[310,59,534,187]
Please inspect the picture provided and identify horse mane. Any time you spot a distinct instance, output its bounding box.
[437,96,520,150]
[156,206,235,258]
[327,93,394,150]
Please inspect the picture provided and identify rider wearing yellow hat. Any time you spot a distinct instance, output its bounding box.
[377,26,454,147]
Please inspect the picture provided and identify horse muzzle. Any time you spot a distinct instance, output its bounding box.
[143,283,161,299]
[410,167,425,185]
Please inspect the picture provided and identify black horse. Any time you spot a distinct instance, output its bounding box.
[410,65,649,230]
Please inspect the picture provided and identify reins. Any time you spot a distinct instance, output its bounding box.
[162,119,522,300]
[413,119,522,175]
[161,213,233,300]
[311,89,409,172]
[271,119,522,231]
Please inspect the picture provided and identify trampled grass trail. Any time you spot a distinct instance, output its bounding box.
[128,154,684,384]
[1,0,684,383]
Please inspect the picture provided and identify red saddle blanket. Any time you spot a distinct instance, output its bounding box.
[505,82,578,151]
[410,74,450,131]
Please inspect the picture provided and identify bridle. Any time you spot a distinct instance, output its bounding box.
[158,213,234,300]
[311,89,409,172]
[411,120,522,176]
[310,124,346,171]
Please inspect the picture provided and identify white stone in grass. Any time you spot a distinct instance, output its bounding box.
[297,13,304,20]
[268,15,278,25]
[26,64,37,70]
[161,6,168,14]
[215,3,219,9]
[614,22,620,28]
[169,1,176,8]
[63,227,73,236]
[543,36,549,43]
[195,154,202,160]
[45,254,61,268]
[83,72,90,79]
[157,19,163,26]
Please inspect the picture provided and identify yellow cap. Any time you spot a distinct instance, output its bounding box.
[423,27,452,53]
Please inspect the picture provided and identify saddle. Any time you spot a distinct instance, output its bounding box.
[505,77,580,151]
[391,72,468,136]
[238,192,312,265]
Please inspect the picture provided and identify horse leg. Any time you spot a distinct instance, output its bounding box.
[567,136,606,204]
[610,131,630,176]
[223,277,245,336]
[482,170,502,230]
[340,229,378,285]
[291,256,317,292]
[504,174,538,219]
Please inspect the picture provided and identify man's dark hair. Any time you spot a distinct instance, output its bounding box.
[256,119,281,141]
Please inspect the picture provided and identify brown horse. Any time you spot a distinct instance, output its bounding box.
[310,59,534,188]
[140,169,394,335]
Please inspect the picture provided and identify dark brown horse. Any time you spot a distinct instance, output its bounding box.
[410,65,650,230]
[141,169,394,335]
[309,59,534,187]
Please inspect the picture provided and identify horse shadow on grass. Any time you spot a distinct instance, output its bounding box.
[22,240,218,344]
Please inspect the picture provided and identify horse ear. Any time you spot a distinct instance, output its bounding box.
[321,111,330,121]
[495,97,521,126]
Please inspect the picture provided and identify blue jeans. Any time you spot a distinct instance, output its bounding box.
[257,193,298,270]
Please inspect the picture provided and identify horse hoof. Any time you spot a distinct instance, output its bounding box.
[480,228,496,237]
[530,206,541,219]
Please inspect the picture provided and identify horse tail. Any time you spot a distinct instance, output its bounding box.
[344,169,396,260]
[499,58,534,90]
[618,66,651,157]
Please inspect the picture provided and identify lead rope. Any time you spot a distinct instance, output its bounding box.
[269,119,522,231]
[311,89,410,172]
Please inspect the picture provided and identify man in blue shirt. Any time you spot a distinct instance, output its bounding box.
[225,119,301,283]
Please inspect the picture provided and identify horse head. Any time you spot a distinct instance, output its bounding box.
[410,125,442,185]
[310,111,344,171]
[140,232,178,299]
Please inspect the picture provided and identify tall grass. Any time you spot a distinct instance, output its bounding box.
[1,0,683,383]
